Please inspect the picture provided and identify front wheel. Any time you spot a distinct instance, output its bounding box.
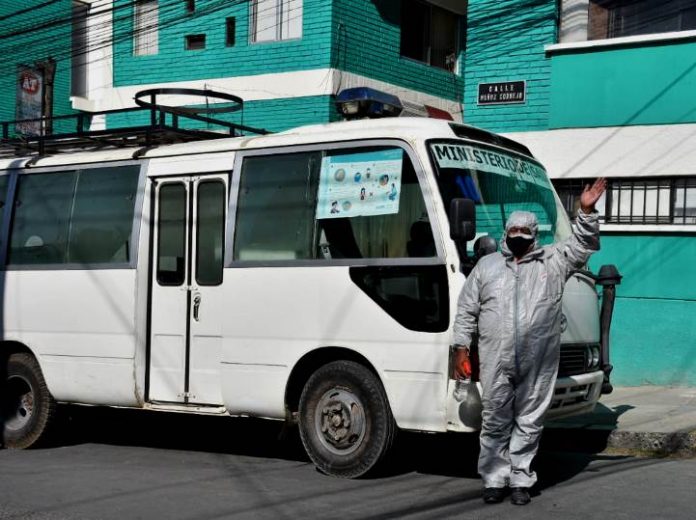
[298,360,396,478]
[1,352,56,449]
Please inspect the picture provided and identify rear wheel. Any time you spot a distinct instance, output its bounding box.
[1,353,56,449]
[298,360,396,478]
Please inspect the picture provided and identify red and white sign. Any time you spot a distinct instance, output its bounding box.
[19,71,41,95]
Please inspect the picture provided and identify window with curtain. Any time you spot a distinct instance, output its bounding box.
[233,146,436,262]
[400,0,459,71]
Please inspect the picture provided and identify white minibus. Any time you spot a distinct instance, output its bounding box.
[0,94,618,477]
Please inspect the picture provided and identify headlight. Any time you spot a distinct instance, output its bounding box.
[590,345,600,368]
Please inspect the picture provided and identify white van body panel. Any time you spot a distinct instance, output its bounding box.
[2,269,139,405]
[219,266,450,431]
[0,118,606,433]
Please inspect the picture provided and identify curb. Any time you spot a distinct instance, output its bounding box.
[545,425,696,458]
[604,430,696,457]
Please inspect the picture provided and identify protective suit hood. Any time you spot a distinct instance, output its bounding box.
[501,211,540,258]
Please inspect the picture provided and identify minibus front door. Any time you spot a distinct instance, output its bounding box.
[149,175,227,406]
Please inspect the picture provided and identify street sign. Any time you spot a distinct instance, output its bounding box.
[477,81,526,105]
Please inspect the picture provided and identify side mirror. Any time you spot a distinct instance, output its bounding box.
[449,198,476,242]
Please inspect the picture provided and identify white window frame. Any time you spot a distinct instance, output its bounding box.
[134,0,159,56]
[249,0,303,44]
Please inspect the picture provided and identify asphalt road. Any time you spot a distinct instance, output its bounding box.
[1,406,695,520]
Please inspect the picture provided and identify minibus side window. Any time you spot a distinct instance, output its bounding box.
[68,166,140,263]
[234,152,320,261]
[8,172,77,265]
[7,166,140,267]
[233,146,436,262]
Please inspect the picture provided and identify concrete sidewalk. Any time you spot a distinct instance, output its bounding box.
[547,386,696,457]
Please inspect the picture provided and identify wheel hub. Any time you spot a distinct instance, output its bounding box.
[2,376,34,431]
[315,388,365,455]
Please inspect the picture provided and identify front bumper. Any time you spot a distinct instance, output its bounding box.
[445,370,604,432]
[546,370,604,420]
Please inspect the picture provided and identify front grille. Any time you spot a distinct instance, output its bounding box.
[558,344,593,377]
[550,384,592,409]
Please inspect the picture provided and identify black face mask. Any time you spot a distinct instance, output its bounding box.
[506,235,534,258]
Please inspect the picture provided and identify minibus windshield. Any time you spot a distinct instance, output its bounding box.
[428,140,572,253]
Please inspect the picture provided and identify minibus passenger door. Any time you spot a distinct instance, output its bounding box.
[148,175,227,406]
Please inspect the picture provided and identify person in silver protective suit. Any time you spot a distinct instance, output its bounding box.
[454,178,607,506]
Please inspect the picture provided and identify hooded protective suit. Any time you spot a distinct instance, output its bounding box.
[454,210,600,488]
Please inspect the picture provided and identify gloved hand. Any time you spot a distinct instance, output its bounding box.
[454,345,472,380]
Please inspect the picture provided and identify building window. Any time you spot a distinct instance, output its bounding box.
[185,0,195,13]
[226,17,236,46]
[553,177,696,225]
[400,0,459,71]
[589,0,696,40]
[185,34,206,50]
[249,0,303,43]
[674,177,696,224]
[134,0,159,56]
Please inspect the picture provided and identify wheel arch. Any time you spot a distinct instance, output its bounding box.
[0,340,38,364]
[285,346,385,418]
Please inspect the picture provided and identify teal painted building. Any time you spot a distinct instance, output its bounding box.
[1,1,465,132]
[463,0,696,386]
[0,0,80,134]
[65,0,465,132]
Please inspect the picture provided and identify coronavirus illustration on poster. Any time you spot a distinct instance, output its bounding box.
[316,149,403,219]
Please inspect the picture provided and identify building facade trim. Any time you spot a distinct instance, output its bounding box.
[546,29,696,54]
[71,68,462,122]
[503,124,696,180]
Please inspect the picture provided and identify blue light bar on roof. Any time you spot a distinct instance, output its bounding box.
[335,87,403,119]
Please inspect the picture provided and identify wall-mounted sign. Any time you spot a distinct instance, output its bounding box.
[477,81,526,105]
[16,66,44,136]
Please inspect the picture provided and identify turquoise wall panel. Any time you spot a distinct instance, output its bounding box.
[591,233,696,301]
[0,0,77,132]
[107,95,335,134]
[550,40,696,128]
[589,233,696,386]
[463,0,557,132]
[113,0,333,87]
[331,0,464,102]
[600,298,696,386]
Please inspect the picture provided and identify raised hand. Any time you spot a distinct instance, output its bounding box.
[580,177,607,213]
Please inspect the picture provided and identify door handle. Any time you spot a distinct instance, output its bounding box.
[193,293,202,322]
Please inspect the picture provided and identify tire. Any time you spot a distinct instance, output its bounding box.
[298,360,396,478]
[1,353,56,449]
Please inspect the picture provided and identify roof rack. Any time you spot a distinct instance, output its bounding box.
[0,88,270,159]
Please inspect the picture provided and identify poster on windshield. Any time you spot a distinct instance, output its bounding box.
[316,149,403,219]
[430,142,551,189]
